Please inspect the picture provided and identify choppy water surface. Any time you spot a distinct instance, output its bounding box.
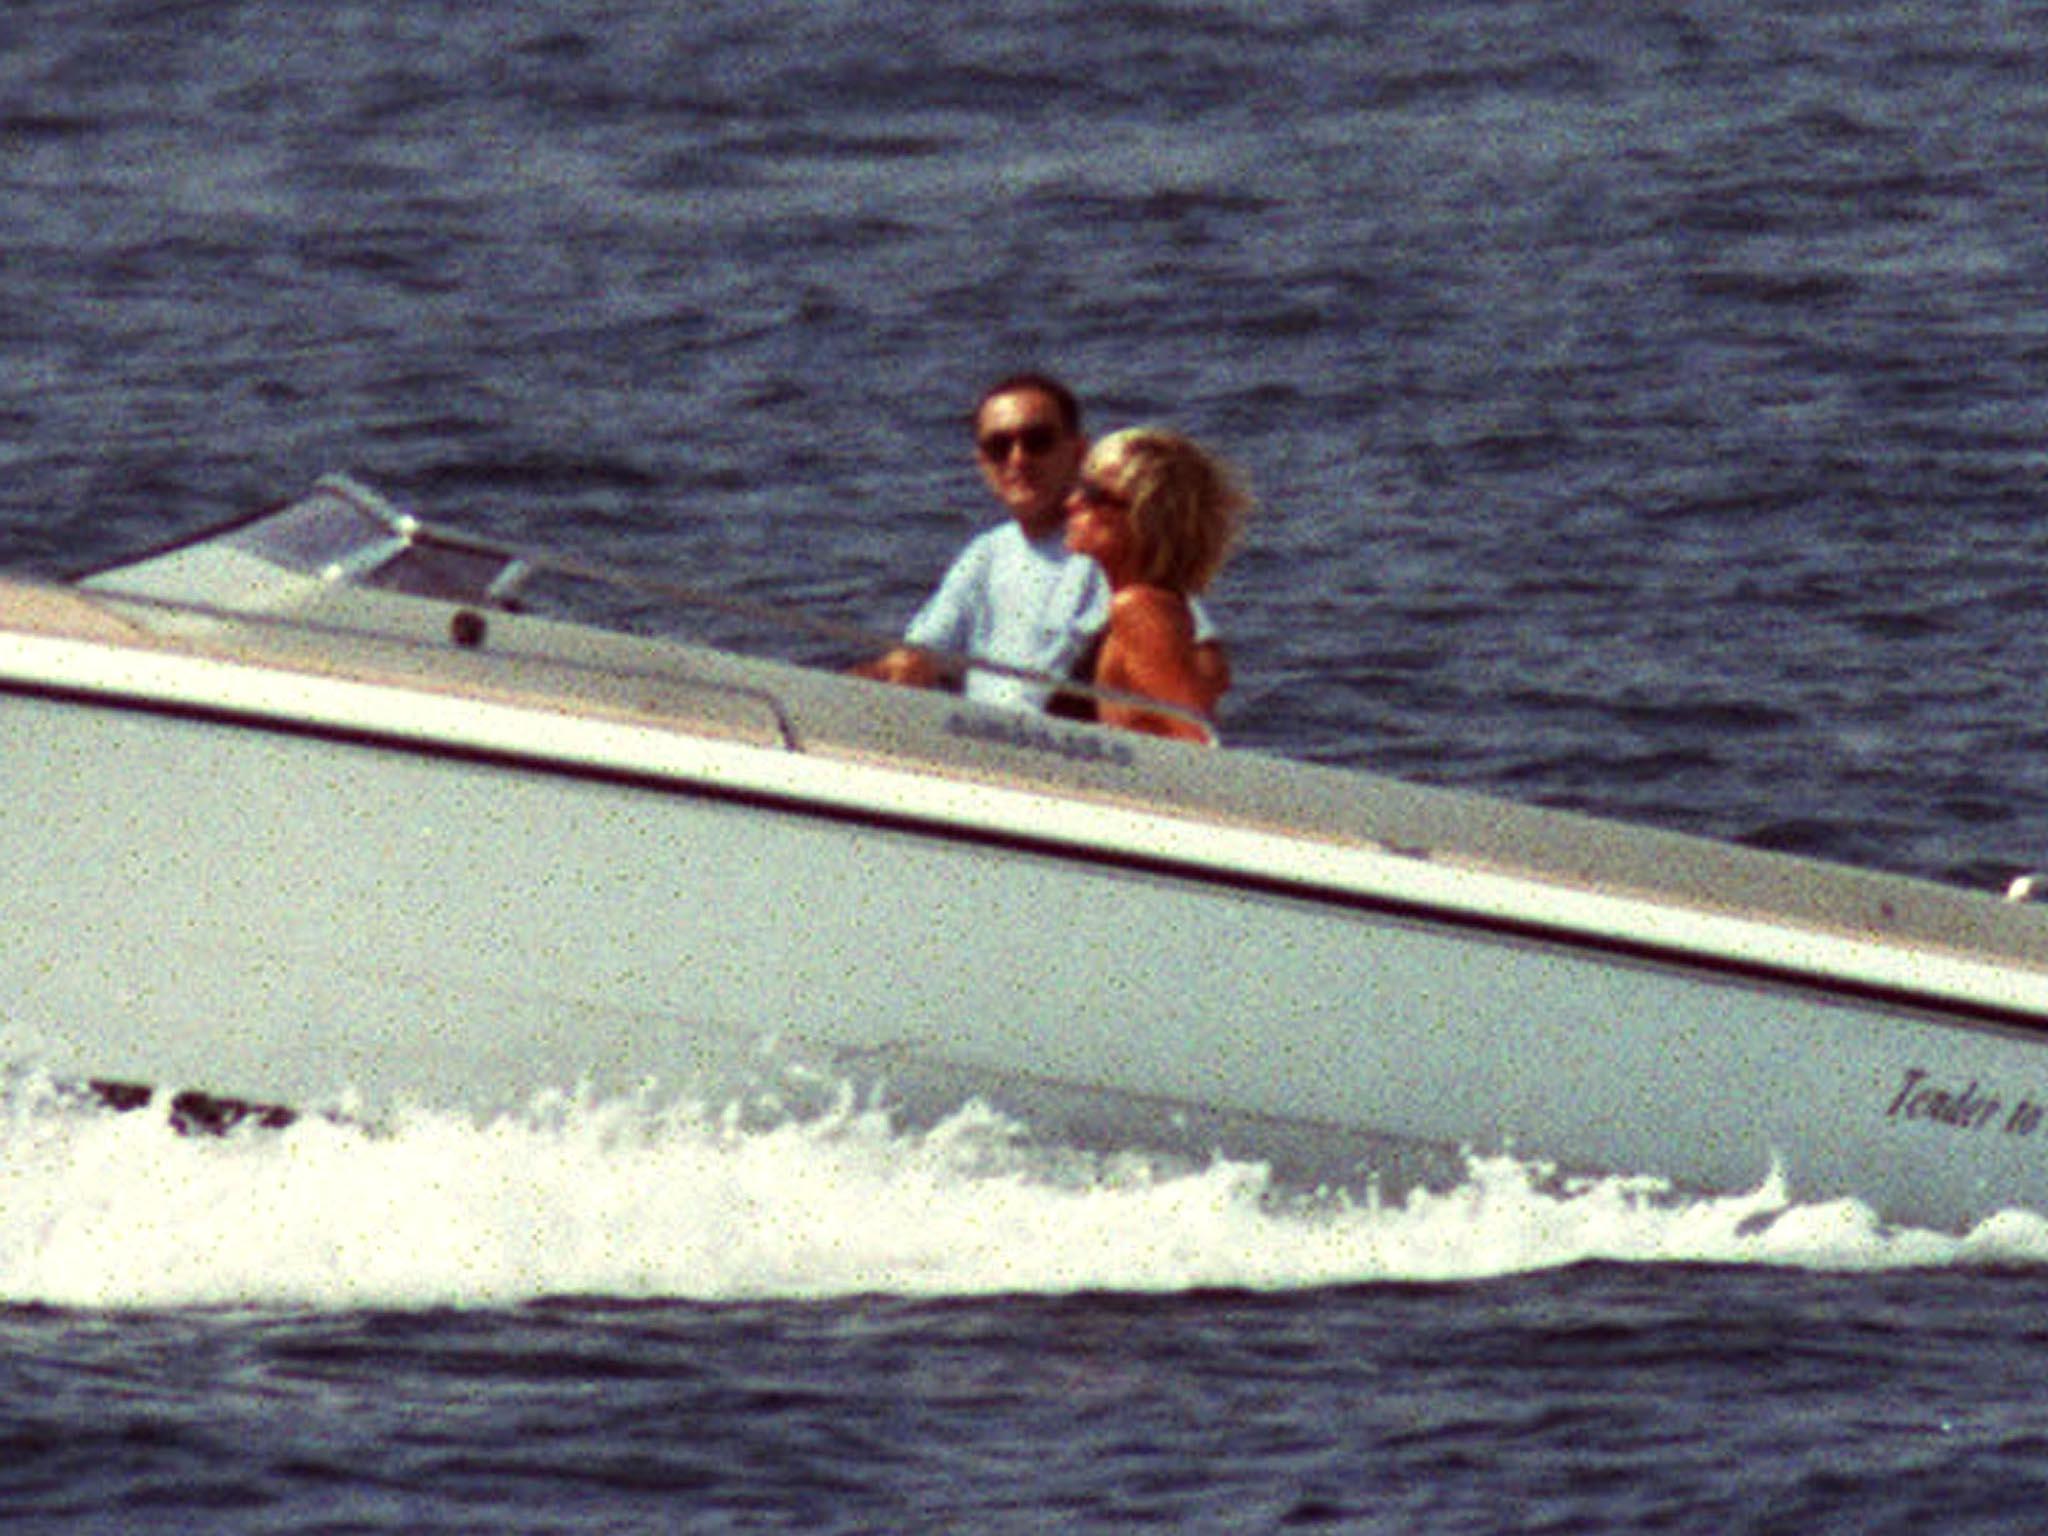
[6,1,2048,1530]
[6,1100,2048,1532]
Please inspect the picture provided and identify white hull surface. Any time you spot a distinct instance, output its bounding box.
[5,479,2048,1229]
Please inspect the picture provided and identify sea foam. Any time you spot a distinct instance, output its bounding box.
[1,1083,2040,1311]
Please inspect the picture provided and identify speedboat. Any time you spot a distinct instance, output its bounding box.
[3,475,2046,1230]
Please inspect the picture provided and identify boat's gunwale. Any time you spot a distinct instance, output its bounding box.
[1,581,2044,1038]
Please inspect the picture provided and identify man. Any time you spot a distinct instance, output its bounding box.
[859,374,1226,712]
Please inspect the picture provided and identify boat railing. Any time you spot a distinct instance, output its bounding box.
[68,576,807,750]
[76,474,1222,748]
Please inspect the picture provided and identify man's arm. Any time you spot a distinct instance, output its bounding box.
[852,533,991,689]
[852,647,943,687]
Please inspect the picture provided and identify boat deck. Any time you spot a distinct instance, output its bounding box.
[4,544,2044,996]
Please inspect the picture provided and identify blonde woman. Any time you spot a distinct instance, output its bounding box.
[1063,427,1246,742]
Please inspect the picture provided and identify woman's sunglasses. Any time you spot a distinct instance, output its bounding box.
[977,424,1063,462]
[1071,477,1131,512]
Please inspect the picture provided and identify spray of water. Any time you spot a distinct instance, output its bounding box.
[2,1081,2041,1310]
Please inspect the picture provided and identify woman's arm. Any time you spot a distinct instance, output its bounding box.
[1095,588,1221,742]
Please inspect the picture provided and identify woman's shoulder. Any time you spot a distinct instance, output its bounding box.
[1110,584,1196,636]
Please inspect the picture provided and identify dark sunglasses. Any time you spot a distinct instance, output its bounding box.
[1072,477,1131,511]
[977,424,1064,462]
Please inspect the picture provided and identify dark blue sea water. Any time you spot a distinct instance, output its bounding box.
[7,0,2048,1529]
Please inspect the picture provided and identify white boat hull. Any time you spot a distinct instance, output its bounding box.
[5,478,2047,1231]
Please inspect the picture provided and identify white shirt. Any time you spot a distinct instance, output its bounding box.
[903,522,1110,709]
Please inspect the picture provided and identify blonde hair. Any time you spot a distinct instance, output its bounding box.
[1091,427,1246,594]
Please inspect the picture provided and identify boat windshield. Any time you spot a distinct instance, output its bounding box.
[81,476,533,613]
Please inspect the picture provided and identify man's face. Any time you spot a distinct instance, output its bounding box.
[973,387,1085,537]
